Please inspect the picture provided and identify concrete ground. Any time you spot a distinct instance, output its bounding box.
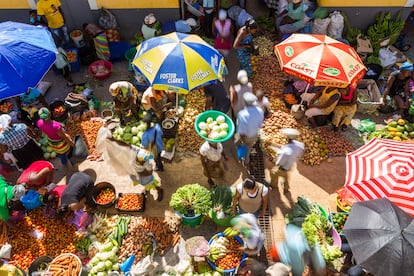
[5,3,414,271]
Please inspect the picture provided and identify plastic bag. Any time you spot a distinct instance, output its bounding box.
[327,11,344,39]
[357,119,376,133]
[20,190,42,210]
[99,7,118,29]
[72,135,88,159]
[311,18,331,35]
[379,47,397,68]
[0,243,11,259]
[68,210,93,230]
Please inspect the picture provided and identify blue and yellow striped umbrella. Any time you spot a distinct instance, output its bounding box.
[132,32,226,93]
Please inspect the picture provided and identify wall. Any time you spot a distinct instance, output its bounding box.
[0,0,181,41]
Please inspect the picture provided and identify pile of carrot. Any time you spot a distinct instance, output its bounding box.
[48,253,81,276]
[66,118,103,156]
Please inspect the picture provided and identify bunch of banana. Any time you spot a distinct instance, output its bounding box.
[209,246,226,261]
[223,227,238,237]
[142,241,154,256]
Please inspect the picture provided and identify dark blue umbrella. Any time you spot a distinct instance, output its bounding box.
[0,21,57,100]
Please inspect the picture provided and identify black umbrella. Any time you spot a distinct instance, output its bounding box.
[342,198,414,276]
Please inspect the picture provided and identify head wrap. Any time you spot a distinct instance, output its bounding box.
[136,148,152,165]
[12,184,26,200]
[218,9,227,21]
[400,61,413,71]
[144,13,156,25]
[237,70,248,85]
[38,107,51,119]
[109,81,131,97]
[0,114,12,131]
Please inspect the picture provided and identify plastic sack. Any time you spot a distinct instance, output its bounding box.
[311,18,331,35]
[357,119,376,133]
[130,255,152,275]
[327,11,344,39]
[68,210,94,230]
[379,47,398,68]
[99,7,118,30]
[20,190,42,210]
[0,244,11,259]
[72,135,88,159]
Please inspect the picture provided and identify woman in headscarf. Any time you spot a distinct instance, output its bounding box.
[36,107,74,166]
[233,18,258,76]
[141,13,161,40]
[0,114,44,169]
[214,9,232,58]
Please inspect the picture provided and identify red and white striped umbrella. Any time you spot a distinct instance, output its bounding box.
[345,138,414,216]
[274,34,366,88]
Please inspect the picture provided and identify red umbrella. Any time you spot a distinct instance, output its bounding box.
[344,138,414,216]
[274,34,366,88]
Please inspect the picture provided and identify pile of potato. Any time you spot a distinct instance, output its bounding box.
[176,89,205,153]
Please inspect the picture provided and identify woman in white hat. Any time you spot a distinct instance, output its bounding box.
[0,114,43,169]
[229,69,253,118]
[141,13,161,40]
[214,9,232,58]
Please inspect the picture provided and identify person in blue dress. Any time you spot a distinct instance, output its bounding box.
[233,19,258,76]
[140,113,165,172]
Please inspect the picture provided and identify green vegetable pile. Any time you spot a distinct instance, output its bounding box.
[169,183,212,217]
[331,213,349,234]
[285,196,322,227]
[302,213,342,264]
[211,185,233,216]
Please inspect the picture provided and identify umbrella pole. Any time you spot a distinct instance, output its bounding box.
[176,92,179,109]
[299,83,310,106]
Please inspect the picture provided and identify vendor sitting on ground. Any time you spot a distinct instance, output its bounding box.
[16,87,49,126]
[381,61,413,116]
[141,86,173,121]
[141,13,162,40]
[109,81,139,125]
[332,86,358,132]
[0,176,26,227]
[16,160,55,190]
[275,0,310,39]
[302,86,341,128]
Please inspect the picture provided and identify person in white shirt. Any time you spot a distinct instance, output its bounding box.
[270,128,305,193]
[199,141,226,187]
[230,213,265,256]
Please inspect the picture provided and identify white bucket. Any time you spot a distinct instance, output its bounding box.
[70,30,86,48]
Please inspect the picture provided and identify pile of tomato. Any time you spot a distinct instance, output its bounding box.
[95,188,116,205]
[214,237,243,271]
[117,193,144,211]
[8,208,79,270]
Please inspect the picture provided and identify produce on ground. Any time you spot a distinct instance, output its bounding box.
[87,213,118,243]
[112,120,147,146]
[253,35,275,56]
[66,118,103,157]
[315,126,355,156]
[117,193,144,211]
[88,240,120,275]
[110,216,131,246]
[301,213,342,264]
[8,208,79,270]
[176,89,205,153]
[368,119,414,141]
[118,216,179,264]
[250,56,286,94]
[0,102,14,113]
[48,253,82,276]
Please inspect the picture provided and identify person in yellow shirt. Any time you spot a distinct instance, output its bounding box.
[37,0,70,48]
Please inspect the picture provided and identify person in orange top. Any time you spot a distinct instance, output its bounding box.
[141,86,173,121]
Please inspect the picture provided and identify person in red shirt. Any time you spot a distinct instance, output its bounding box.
[17,160,54,189]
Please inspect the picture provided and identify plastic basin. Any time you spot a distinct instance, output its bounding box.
[88,60,112,80]
[175,211,203,227]
[194,110,235,143]
[207,232,246,273]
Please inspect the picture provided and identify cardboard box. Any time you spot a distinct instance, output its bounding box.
[357,34,373,54]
